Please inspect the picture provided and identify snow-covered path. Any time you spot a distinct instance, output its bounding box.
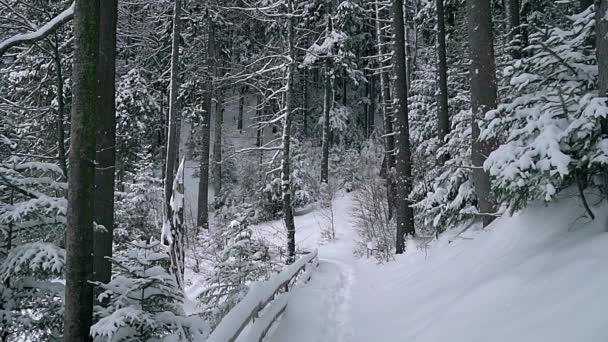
[268,260,354,342]
[256,191,608,342]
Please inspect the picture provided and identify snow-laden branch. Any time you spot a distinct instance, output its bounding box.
[0,2,74,57]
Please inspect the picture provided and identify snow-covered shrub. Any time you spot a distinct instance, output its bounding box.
[481,8,608,213]
[197,215,272,329]
[114,151,163,243]
[91,240,208,341]
[0,143,67,340]
[352,143,394,262]
[413,109,477,235]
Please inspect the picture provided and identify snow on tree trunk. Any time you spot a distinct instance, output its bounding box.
[63,0,98,340]
[93,0,118,287]
[392,0,416,254]
[197,18,215,231]
[162,158,186,288]
[467,0,498,226]
[164,0,182,219]
[282,0,297,264]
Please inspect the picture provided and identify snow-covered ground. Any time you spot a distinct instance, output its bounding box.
[249,191,608,342]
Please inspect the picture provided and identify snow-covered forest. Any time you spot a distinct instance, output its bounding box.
[1,0,608,341]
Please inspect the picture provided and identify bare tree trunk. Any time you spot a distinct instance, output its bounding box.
[321,16,333,184]
[213,92,222,199]
[302,68,309,137]
[467,0,498,226]
[393,0,416,254]
[436,0,450,161]
[197,19,215,230]
[376,0,396,220]
[597,0,608,97]
[283,0,297,264]
[597,0,608,138]
[164,0,182,220]
[238,86,245,133]
[93,0,118,288]
[63,0,98,340]
[368,72,376,137]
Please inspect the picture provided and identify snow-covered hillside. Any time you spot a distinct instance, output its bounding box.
[249,191,608,342]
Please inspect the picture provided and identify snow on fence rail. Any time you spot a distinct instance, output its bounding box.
[206,250,319,342]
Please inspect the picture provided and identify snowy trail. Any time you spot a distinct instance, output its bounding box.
[267,259,354,342]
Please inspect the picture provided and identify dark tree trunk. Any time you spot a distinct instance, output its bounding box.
[392,0,416,254]
[508,0,522,59]
[597,0,608,97]
[93,0,118,289]
[63,0,99,340]
[436,0,450,161]
[213,81,223,199]
[238,85,245,133]
[302,68,309,137]
[467,0,498,226]
[164,0,182,220]
[367,70,376,138]
[376,0,396,220]
[197,19,215,230]
[597,0,608,136]
[321,16,333,184]
[283,0,297,264]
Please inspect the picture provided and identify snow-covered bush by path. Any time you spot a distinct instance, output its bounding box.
[351,142,395,262]
[91,240,208,342]
[481,7,608,213]
[198,214,272,329]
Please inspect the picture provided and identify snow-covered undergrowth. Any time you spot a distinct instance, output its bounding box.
[250,190,608,342]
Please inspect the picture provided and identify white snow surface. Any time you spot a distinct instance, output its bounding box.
[246,191,608,342]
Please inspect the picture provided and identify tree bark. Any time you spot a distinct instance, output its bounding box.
[93,0,118,289]
[197,19,215,230]
[164,0,182,220]
[63,0,98,340]
[321,16,333,184]
[467,0,498,226]
[368,72,376,138]
[436,0,450,160]
[282,0,297,264]
[597,0,608,97]
[392,0,416,254]
[376,0,396,220]
[238,85,245,133]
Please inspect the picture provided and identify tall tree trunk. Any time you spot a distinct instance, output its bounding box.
[93,0,118,288]
[52,36,68,180]
[368,72,376,138]
[238,85,245,133]
[597,0,608,97]
[597,0,608,136]
[508,0,521,59]
[197,19,215,230]
[376,0,396,219]
[321,16,333,184]
[302,68,309,137]
[393,0,416,254]
[213,84,223,199]
[436,0,450,161]
[467,0,498,226]
[282,0,297,264]
[164,0,182,220]
[63,0,98,340]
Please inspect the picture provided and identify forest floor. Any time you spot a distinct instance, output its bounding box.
[249,190,608,342]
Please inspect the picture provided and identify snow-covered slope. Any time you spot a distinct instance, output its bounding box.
[254,191,608,342]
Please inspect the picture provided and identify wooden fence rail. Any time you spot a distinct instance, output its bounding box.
[206,250,319,342]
